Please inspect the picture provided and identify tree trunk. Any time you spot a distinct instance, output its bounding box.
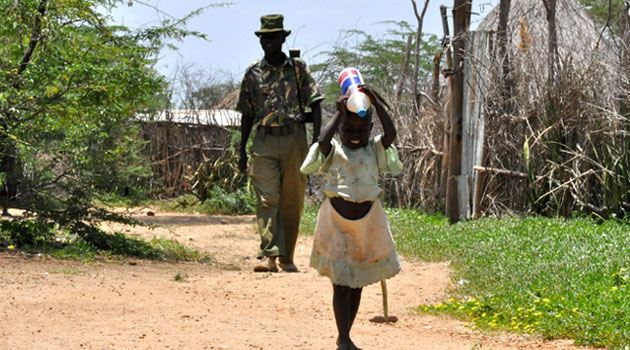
[497,0,512,113]
[396,34,414,103]
[1,0,48,214]
[446,0,471,224]
[543,0,559,86]
[411,0,430,111]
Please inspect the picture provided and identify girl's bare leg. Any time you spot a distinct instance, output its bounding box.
[333,284,363,350]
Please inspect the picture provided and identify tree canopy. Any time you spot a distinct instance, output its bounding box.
[0,0,211,231]
[310,21,440,103]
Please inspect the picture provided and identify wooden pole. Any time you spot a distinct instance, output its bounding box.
[620,2,630,118]
[439,5,453,208]
[381,280,389,321]
[446,0,471,224]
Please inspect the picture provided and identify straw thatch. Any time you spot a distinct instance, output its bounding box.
[478,0,609,55]
[469,0,623,216]
[477,0,616,107]
[216,89,240,110]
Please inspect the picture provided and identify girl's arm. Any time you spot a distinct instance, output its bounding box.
[317,96,346,155]
[309,101,322,144]
[362,86,396,149]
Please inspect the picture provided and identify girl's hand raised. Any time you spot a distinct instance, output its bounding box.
[335,95,348,114]
[358,84,390,110]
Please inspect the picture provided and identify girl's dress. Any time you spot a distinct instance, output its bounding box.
[300,135,403,288]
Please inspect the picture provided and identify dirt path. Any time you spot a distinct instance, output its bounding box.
[1,209,592,350]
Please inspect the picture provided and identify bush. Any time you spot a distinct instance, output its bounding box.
[200,186,256,215]
[185,130,256,215]
[1,220,56,247]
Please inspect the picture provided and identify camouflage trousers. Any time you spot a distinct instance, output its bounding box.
[250,124,307,263]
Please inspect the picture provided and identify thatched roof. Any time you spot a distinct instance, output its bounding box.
[216,89,239,110]
[477,0,613,68]
[475,0,617,108]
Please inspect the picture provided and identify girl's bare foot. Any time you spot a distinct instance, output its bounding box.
[337,340,361,350]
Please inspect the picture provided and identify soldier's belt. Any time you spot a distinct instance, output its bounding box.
[257,123,299,136]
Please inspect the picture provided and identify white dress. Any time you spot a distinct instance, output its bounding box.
[300,135,403,288]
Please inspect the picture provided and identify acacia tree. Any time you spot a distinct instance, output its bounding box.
[580,0,625,34]
[310,21,440,103]
[0,0,211,233]
[173,63,238,110]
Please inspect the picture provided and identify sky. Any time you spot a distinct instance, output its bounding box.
[106,0,498,80]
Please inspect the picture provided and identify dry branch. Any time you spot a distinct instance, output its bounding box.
[473,165,527,178]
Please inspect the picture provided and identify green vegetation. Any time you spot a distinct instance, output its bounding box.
[198,186,256,215]
[310,21,440,103]
[172,271,189,282]
[579,0,626,34]
[1,219,213,263]
[188,131,256,215]
[384,208,630,349]
[299,200,320,236]
[149,191,255,216]
[48,268,84,275]
[0,0,216,237]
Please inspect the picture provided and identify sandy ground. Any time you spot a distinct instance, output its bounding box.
[0,208,594,350]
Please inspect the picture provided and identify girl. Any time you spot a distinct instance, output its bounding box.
[300,86,402,350]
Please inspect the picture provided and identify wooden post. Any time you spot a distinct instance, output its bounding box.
[446,0,471,224]
[620,2,630,119]
[381,280,389,321]
[439,5,453,209]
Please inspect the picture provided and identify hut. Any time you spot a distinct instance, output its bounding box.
[138,109,241,196]
[459,0,618,217]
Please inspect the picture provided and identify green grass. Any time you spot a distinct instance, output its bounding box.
[299,201,320,236]
[383,207,630,349]
[147,190,256,216]
[173,270,189,282]
[47,267,84,275]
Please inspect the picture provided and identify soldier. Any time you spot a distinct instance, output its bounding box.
[237,14,323,273]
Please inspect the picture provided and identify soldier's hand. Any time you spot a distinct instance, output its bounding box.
[238,155,249,173]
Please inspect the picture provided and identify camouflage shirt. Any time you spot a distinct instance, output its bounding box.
[236,54,323,127]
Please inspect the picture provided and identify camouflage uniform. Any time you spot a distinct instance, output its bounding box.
[237,54,323,261]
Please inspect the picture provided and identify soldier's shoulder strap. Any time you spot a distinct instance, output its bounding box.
[244,60,261,75]
[293,58,310,85]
